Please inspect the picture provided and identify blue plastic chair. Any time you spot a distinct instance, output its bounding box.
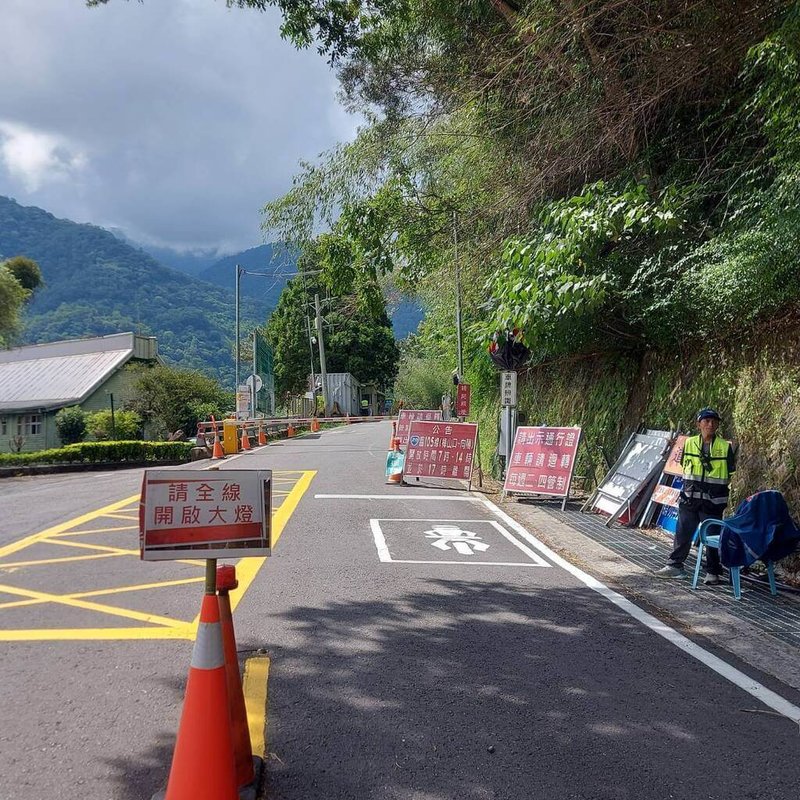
[692,518,777,600]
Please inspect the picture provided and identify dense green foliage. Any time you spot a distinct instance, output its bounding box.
[0,254,42,345]
[0,196,261,384]
[127,364,234,437]
[0,440,193,466]
[265,273,399,396]
[86,409,143,441]
[54,406,88,445]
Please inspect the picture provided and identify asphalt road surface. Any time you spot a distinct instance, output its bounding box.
[1,421,799,800]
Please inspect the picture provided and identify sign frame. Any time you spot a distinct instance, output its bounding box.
[139,469,273,561]
[583,432,671,527]
[502,425,582,510]
[403,420,478,486]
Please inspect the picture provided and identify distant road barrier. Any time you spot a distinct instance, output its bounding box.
[196,415,394,453]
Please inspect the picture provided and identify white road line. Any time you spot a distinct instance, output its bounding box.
[482,498,800,725]
[488,520,551,567]
[370,518,392,561]
[315,494,477,500]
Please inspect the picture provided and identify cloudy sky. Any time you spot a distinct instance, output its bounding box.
[0,0,357,254]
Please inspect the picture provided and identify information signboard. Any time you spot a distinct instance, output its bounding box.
[139,469,272,560]
[455,383,471,418]
[663,435,688,477]
[503,426,581,509]
[500,372,517,407]
[651,483,680,508]
[396,409,443,446]
[586,432,671,526]
[404,421,477,482]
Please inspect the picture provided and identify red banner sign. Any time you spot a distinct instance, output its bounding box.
[663,435,688,476]
[455,383,471,417]
[503,426,581,497]
[404,421,477,481]
[651,483,680,508]
[397,409,443,445]
[139,469,272,560]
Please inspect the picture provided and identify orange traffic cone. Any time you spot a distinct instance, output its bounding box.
[287,423,295,438]
[311,417,320,433]
[164,594,238,800]
[211,417,225,460]
[258,425,267,446]
[216,566,255,788]
[240,425,252,451]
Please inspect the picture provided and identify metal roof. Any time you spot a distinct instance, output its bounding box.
[0,333,140,413]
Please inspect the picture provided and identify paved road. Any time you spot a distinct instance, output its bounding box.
[1,422,799,799]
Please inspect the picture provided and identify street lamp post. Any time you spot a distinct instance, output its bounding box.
[453,211,464,380]
[108,392,116,440]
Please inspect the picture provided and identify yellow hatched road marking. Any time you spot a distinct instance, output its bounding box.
[58,525,138,536]
[0,494,140,560]
[0,583,182,627]
[1,552,122,569]
[0,470,316,641]
[0,576,206,611]
[40,538,138,556]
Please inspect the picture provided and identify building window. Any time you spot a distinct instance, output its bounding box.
[17,414,42,436]
[0,416,6,435]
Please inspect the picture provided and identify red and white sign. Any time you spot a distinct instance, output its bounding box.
[503,426,581,497]
[651,483,680,508]
[139,469,272,560]
[663,435,688,476]
[397,409,443,445]
[404,421,477,481]
[455,384,471,418]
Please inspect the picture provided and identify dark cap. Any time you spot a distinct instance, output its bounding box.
[697,407,722,422]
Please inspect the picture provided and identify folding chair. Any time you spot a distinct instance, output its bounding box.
[691,518,777,600]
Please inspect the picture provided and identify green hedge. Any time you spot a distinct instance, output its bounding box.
[0,441,194,466]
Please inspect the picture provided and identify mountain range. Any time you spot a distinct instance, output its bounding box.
[0,196,423,385]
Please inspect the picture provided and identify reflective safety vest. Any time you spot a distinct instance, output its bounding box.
[681,434,733,507]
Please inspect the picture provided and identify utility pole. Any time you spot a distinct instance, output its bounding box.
[314,293,330,416]
[252,329,258,416]
[453,211,463,379]
[234,263,242,395]
[306,314,316,407]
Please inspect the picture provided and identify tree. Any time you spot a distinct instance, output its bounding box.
[54,406,88,445]
[266,273,399,397]
[86,409,142,441]
[4,256,43,292]
[128,364,233,436]
[0,265,28,346]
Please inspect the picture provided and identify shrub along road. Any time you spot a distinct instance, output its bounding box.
[0,422,799,799]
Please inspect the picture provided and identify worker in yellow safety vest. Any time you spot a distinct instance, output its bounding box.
[655,408,737,584]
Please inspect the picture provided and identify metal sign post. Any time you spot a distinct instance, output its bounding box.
[499,371,518,478]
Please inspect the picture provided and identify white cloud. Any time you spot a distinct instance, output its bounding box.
[0,120,88,192]
[0,0,361,252]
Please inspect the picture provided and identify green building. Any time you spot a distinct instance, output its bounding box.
[0,332,161,453]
